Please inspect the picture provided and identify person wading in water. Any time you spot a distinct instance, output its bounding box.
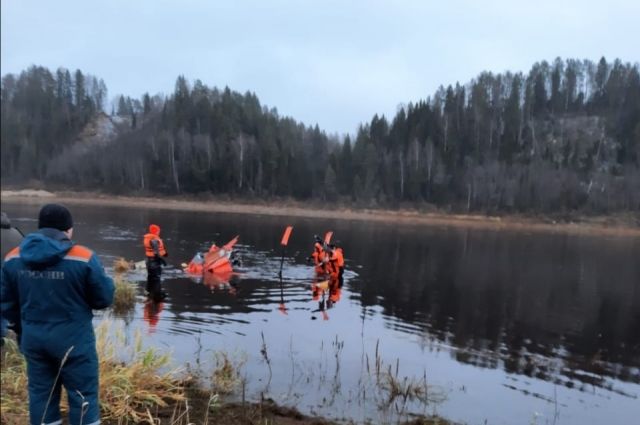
[143,224,168,301]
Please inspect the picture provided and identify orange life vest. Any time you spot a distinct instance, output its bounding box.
[324,247,344,277]
[311,243,327,274]
[311,243,324,262]
[331,248,344,268]
[143,233,167,258]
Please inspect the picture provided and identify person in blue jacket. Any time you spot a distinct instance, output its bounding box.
[1,204,114,425]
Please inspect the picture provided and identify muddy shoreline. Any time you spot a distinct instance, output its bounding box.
[2,189,638,237]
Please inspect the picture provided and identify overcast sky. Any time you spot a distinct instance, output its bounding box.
[2,0,638,135]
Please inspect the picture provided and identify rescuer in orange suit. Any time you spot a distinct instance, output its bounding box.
[308,235,327,275]
[327,244,345,286]
[143,224,168,301]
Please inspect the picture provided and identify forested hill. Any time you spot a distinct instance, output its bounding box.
[1,58,639,213]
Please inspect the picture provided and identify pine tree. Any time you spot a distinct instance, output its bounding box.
[550,58,563,113]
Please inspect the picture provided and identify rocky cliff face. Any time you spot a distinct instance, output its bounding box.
[73,113,126,149]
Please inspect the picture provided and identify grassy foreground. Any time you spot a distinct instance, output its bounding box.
[0,321,184,424]
[0,326,451,425]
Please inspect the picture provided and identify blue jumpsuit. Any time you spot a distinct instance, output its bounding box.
[1,228,114,425]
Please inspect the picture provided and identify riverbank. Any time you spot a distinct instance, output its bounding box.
[115,389,451,425]
[1,189,638,237]
[0,329,450,425]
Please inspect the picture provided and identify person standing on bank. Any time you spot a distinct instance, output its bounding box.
[0,203,114,425]
[1,211,25,346]
[143,224,168,301]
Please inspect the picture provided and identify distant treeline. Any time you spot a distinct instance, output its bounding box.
[1,58,639,213]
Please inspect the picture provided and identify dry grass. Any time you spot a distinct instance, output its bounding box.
[113,257,133,273]
[96,321,187,422]
[0,321,186,424]
[211,351,245,395]
[379,367,446,408]
[0,338,29,424]
[111,258,137,315]
[113,275,137,315]
[359,339,448,420]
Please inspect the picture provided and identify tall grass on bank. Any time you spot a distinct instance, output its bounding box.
[96,321,186,422]
[0,321,186,424]
[0,338,28,424]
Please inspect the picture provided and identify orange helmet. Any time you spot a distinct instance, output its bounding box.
[149,224,161,235]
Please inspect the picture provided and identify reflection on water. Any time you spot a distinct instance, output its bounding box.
[352,227,640,383]
[3,202,639,425]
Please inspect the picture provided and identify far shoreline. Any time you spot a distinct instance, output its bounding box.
[1,189,639,237]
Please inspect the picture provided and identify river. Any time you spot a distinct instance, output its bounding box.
[3,202,639,425]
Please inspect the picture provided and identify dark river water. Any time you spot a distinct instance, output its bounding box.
[3,202,640,425]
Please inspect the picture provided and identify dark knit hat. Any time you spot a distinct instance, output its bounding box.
[38,203,73,231]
